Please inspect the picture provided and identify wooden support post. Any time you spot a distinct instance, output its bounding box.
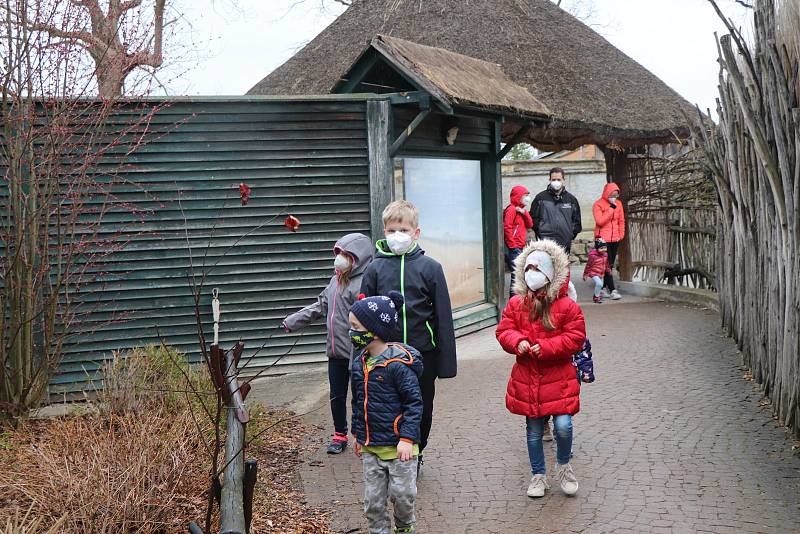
[482,122,504,310]
[367,99,393,241]
[220,348,246,534]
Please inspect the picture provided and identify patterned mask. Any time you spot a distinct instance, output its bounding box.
[349,329,375,350]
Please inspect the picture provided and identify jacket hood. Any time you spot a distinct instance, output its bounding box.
[601,182,621,202]
[375,239,424,259]
[335,233,373,275]
[366,343,423,378]
[510,185,530,206]
[513,239,572,302]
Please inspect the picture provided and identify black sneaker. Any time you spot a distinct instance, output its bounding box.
[326,434,348,454]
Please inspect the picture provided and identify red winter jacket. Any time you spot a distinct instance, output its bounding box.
[583,249,610,279]
[497,240,586,418]
[593,183,626,243]
[503,185,533,249]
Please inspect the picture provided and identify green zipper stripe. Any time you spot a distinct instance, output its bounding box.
[401,254,407,343]
[425,321,436,347]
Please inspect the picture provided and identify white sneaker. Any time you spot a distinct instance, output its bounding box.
[542,420,553,442]
[556,463,579,496]
[600,288,611,298]
[527,474,550,498]
[610,290,622,300]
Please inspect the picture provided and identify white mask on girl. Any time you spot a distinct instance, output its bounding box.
[525,270,549,291]
[334,253,352,273]
[386,231,414,255]
[521,195,532,205]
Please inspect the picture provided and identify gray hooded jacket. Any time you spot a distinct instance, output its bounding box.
[283,233,374,360]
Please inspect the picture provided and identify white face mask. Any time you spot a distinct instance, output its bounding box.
[525,270,549,291]
[550,180,563,191]
[334,253,352,273]
[609,196,618,204]
[521,195,532,205]
[386,231,414,255]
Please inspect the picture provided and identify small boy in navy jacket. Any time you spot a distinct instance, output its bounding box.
[360,200,457,471]
[350,291,423,534]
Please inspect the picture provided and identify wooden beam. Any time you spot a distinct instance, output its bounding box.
[496,123,533,160]
[333,51,380,94]
[667,225,716,236]
[389,106,430,157]
[367,100,393,240]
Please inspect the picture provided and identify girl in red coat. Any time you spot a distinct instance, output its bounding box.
[503,185,534,297]
[496,239,586,498]
[583,237,610,304]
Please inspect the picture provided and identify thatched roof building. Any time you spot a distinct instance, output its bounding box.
[248,0,693,150]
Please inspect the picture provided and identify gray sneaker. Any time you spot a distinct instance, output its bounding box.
[600,288,611,299]
[556,463,579,496]
[610,289,622,300]
[527,474,550,498]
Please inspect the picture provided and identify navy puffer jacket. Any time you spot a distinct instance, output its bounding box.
[351,343,423,446]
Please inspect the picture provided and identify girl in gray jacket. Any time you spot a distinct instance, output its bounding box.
[282,233,374,454]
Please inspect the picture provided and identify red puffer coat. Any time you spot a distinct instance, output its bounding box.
[593,182,625,243]
[497,239,586,418]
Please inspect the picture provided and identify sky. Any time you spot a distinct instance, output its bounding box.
[163,0,753,114]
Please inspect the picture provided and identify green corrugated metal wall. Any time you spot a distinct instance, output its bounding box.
[52,97,376,395]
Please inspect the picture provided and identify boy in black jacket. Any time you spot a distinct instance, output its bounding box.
[360,200,457,472]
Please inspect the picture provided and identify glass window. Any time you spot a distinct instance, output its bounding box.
[395,157,485,309]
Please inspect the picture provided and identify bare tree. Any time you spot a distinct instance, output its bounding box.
[0,0,164,422]
[4,0,170,98]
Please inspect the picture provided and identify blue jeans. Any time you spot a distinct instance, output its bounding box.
[526,414,573,475]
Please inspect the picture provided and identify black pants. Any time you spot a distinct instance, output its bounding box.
[419,350,439,453]
[604,242,619,292]
[505,247,523,297]
[328,358,350,435]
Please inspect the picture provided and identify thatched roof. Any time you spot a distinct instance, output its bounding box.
[342,35,551,119]
[249,0,693,149]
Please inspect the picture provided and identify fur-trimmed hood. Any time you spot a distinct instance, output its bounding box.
[512,239,571,302]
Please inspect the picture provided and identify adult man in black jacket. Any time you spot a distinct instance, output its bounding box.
[530,167,582,252]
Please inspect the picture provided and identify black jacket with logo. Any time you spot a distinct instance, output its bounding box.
[530,187,582,250]
[359,240,457,378]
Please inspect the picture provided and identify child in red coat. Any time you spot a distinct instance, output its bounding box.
[496,239,586,498]
[503,185,534,297]
[583,237,610,304]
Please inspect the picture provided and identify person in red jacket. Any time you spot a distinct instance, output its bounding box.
[496,239,586,499]
[583,237,610,304]
[503,185,534,297]
[592,183,625,300]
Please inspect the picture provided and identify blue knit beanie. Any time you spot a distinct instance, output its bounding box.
[351,291,404,341]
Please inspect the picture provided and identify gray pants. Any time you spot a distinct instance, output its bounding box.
[362,451,418,534]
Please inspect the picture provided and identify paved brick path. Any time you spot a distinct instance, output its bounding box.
[297,291,800,533]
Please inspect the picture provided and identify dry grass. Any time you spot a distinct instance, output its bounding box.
[0,409,208,533]
[0,346,334,533]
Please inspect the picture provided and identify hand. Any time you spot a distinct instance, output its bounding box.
[354,442,362,458]
[517,340,531,355]
[516,206,525,214]
[530,344,541,356]
[281,321,290,333]
[397,440,413,462]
